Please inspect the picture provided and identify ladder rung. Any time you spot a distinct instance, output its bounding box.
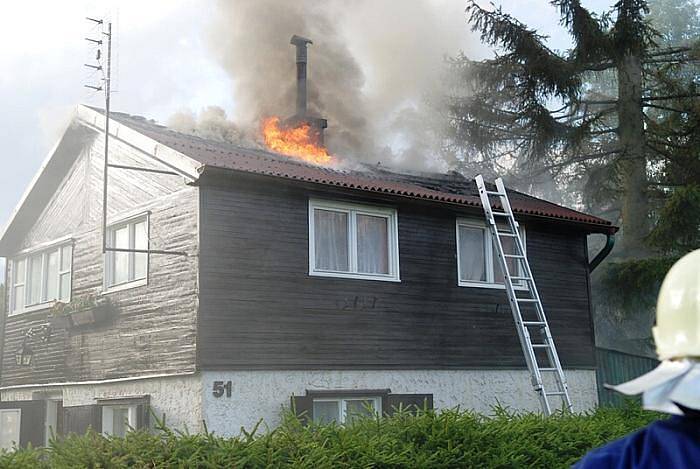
[516,298,538,303]
[532,344,551,348]
[503,254,526,259]
[492,211,510,217]
[522,321,546,326]
[539,368,558,372]
[511,276,531,281]
[497,232,518,237]
[545,391,567,396]
[485,190,506,196]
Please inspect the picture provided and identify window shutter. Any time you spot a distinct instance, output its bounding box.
[384,394,433,416]
[290,395,313,424]
[0,400,46,448]
[63,405,102,435]
[136,403,150,430]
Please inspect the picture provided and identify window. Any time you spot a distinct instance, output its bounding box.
[105,215,148,289]
[0,409,21,451]
[101,405,137,437]
[312,397,381,425]
[309,200,399,281]
[456,219,526,289]
[9,242,72,314]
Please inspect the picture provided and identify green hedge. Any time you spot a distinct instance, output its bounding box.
[0,403,659,468]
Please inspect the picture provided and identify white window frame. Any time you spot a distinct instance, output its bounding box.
[308,199,400,282]
[104,213,149,292]
[456,218,527,290]
[101,405,138,437]
[0,408,21,451]
[312,396,381,424]
[8,237,73,315]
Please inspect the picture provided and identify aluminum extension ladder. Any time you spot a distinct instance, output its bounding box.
[475,175,573,415]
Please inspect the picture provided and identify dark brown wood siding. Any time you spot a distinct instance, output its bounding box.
[198,175,595,370]
[1,130,198,387]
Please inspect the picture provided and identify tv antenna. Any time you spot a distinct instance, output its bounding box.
[83,17,189,257]
[84,17,113,254]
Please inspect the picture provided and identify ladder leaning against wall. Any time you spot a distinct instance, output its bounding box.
[474,175,573,415]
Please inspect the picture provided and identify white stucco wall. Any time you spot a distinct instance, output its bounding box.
[201,369,598,437]
[2,369,597,438]
[1,374,203,433]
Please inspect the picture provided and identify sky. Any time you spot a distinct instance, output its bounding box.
[0,0,613,266]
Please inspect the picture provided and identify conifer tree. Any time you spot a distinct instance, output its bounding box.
[449,0,700,255]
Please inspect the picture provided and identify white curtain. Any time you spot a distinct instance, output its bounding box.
[28,254,43,305]
[357,214,389,274]
[112,225,130,285]
[459,225,486,282]
[133,220,148,280]
[314,209,349,271]
[45,250,59,301]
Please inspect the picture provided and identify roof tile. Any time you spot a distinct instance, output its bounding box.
[107,111,615,232]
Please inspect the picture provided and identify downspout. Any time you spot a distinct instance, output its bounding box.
[589,232,615,272]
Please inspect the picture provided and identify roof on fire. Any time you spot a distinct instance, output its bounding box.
[100,107,615,232]
[0,105,616,252]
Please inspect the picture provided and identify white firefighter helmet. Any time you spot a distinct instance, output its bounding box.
[652,249,700,361]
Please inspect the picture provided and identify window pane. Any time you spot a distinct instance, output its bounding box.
[28,255,43,305]
[112,408,129,437]
[45,250,59,301]
[59,273,71,301]
[356,214,389,275]
[458,226,486,282]
[493,227,523,284]
[0,410,21,451]
[312,400,340,425]
[12,286,24,311]
[133,221,148,280]
[60,245,72,271]
[345,399,376,424]
[13,259,25,285]
[112,226,130,285]
[12,259,26,311]
[314,209,349,272]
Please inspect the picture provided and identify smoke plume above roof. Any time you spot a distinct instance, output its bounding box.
[169,0,472,171]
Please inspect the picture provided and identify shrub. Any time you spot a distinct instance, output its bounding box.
[0,403,660,469]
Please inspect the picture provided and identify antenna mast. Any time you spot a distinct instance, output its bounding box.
[82,17,189,257]
[85,17,112,254]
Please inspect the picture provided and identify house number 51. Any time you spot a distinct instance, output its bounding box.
[212,380,232,398]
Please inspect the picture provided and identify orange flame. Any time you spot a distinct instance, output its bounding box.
[262,116,334,165]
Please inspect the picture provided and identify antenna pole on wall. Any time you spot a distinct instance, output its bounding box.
[102,21,112,254]
[82,18,187,257]
[84,17,111,254]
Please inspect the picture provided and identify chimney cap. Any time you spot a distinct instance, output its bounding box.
[290,35,313,46]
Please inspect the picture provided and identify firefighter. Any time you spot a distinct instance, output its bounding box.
[575,249,700,468]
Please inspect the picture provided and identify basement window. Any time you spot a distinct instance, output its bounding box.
[101,405,137,437]
[9,241,72,315]
[98,396,149,437]
[456,219,526,289]
[312,397,381,425]
[104,215,149,290]
[309,200,400,282]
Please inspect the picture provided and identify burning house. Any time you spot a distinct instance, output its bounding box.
[0,36,616,447]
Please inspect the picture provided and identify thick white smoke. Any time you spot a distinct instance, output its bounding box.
[175,0,473,170]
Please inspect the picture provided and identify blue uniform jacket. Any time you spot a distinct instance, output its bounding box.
[574,416,700,468]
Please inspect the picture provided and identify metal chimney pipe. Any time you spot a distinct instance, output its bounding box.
[290,35,312,116]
